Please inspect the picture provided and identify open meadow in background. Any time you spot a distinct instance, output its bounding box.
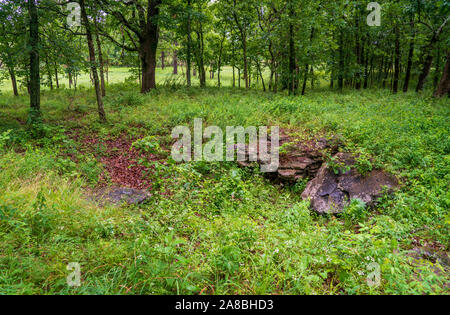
[0,66,272,92]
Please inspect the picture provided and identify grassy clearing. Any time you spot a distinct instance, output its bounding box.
[0,74,449,294]
[0,66,270,93]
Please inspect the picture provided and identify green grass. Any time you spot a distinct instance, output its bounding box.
[0,70,449,294]
[0,66,270,93]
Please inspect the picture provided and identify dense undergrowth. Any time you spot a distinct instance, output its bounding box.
[0,83,448,294]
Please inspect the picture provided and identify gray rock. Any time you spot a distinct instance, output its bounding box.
[96,187,151,206]
[301,153,399,214]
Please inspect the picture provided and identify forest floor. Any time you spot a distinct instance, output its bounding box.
[0,81,448,294]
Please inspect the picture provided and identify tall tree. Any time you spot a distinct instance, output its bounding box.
[403,16,415,93]
[29,0,40,122]
[186,0,192,86]
[415,3,449,92]
[434,50,450,97]
[96,0,162,93]
[79,0,107,122]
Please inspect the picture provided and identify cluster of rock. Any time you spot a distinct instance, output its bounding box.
[237,133,339,181]
[236,132,399,214]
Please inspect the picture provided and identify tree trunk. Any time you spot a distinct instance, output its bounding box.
[416,34,439,92]
[80,0,106,122]
[232,33,236,88]
[29,0,40,121]
[137,59,141,85]
[364,50,371,89]
[433,50,450,97]
[355,11,361,90]
[416,54,433,92]
[26,76,30,95]
[238,68,241,88]
[161,51,165,69]
[217,37,224,88]
[8,67,18,96]
[106,58,109,83]
[368,54,375,87]
[378,56,385,83]
[173,49,178,75]
[140,40,158,93]
[274,68,278,92]
[69,70,73,89]
[433,44,442,89]
[301,64,308,95]
[54,63,59,89]
[256,60,266,92]
[393,26,400,93]
[186,0,192,87]
[232,1,248,89]
[288,2,296,95]
[136,1,160,93]
[242,33,249,89]
[270,69,274,91]
[199,28,206,87]
[383,57,392,89]
[194,23,206,88]
[46,58,53,90]
[96,34,106,96]
[301,27,315,95]
[403,32,415,92]
[338,30,344,90]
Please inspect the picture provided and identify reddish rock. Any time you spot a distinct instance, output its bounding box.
[301,153,399,214]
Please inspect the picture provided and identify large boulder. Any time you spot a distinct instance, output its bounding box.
[301,153,399,214]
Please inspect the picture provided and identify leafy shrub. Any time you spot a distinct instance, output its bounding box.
[277,201,312,229]
[132,136,162,155]
[79,157,103,186]
[0,129,11,152]
[343,198,367,225]
[214,245,242,277]
[112,91,145,107]
[327,154,351,175]
[354,149,374,176]
[28,191,56,240]
[27,123,69,147]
